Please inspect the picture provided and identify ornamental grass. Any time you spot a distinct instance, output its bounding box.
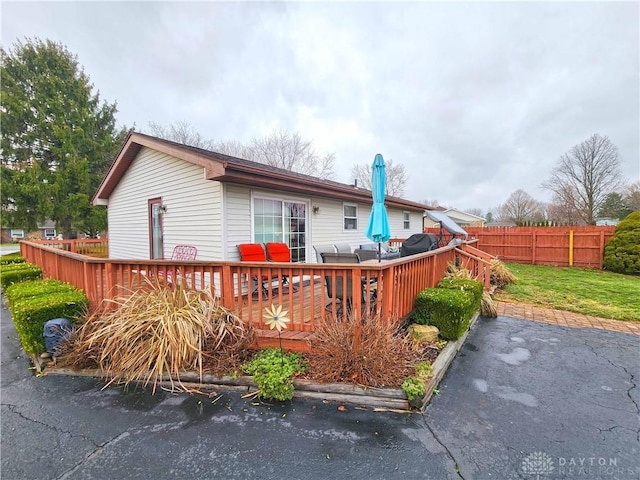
[305,312,426,388]
[490,258,516,288]
[60,279,252,392]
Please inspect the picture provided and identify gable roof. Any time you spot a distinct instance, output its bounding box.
[93,132,430,211]
[443,208,486,222]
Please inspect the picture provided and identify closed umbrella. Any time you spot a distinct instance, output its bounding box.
[365,154,391,262]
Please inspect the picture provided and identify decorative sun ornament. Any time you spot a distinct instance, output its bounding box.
[263,304,290,332]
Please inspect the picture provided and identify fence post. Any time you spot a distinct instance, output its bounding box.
[531,231,537,265]
[569,230,574,266]
[221,265,234,309]
[599,231,605,269]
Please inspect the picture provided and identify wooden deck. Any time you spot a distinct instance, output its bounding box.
[19,240,492,352]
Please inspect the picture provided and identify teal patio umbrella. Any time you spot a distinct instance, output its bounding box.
[365,153,391,262]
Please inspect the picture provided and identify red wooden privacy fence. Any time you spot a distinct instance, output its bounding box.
[424,226,616,268]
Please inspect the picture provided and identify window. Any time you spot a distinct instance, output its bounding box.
[253,197,307,262]
[44,229,56,239]
[10,229,24,239]
[148,198,164,259]
[403,211,410,230]
[343,203,358,231]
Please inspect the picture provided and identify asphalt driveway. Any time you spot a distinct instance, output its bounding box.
[1,298,638,480]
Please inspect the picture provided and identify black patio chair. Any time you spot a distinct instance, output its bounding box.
[320,252,376,318]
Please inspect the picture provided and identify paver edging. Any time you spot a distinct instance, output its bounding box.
[43,312,481,412]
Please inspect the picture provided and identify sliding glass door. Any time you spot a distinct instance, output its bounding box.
[253,198,307,262]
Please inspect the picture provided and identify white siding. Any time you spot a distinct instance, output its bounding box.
[107,147,222,260]
[307,197,424,262]
[224,184,252,261]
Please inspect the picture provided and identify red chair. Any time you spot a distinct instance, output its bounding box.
[265,242,296,290]
[237,243,278,296]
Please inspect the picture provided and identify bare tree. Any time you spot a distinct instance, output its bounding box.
[622,181,640,211]
[146,123,336,180]
[211,139,255,160]
[251,130,335,180]
[542,134,623,224]
[465,208,484,218]
[421,199,442,208]
[351,159,407,197]
[147,121,214,150]
[498,189,545,224]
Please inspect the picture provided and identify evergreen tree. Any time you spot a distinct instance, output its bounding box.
[1,38,125,237]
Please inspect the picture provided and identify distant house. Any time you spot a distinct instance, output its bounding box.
[1,220,57,243]
[423,208,486,228]
[596,218,619,226]
[93,132,429,262]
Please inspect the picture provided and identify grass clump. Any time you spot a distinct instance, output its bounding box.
[490,258,516,288]
[61,280,252,393]
[306,313,426,387]
[242,348,307,401]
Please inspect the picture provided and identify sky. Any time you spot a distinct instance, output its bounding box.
[2,1,639,214]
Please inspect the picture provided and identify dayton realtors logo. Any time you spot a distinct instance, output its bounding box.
[522,451,554,479]
[521,451,637,478]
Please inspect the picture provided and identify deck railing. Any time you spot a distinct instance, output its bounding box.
[19,240,490,347]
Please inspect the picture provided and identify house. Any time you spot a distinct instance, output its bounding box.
[93,132,429,262]
[423,208,485,229]
[1,220,57,243]
[596,218,619,226]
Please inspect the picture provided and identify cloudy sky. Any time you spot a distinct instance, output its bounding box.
[2,1,639,213]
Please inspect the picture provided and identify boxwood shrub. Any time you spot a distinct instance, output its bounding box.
[4,279,77,308]
[413,287,476,340]
[0,252,26,265]
[0,263,42,289]
[603,211,640,275]
[10,290,88,355]
[437,278,483,305]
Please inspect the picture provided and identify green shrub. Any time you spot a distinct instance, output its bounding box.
[242,348,307,401]
[413,288,476,340]
[0,252,26,265]
[10,290,88,354]
[603,211,640,275]
[437,278,483,305]
[0,263,42,289]
[4,279,77,308]
[402,377,426,402]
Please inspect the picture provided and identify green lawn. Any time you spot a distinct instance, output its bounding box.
[494,263,640,321]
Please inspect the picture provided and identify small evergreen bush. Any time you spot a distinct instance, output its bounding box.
[4,279,77,307]
[0,253,26,265]
[603,211,640,275]
[10,290,88,354]
[0,263,42,289]
[437,278,483,305]
[413,288,476,340]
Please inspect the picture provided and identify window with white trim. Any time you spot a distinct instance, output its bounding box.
[343,203,358,231]
[10,229,24,239]
[403,211,410,230]
[44,229,56,239]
